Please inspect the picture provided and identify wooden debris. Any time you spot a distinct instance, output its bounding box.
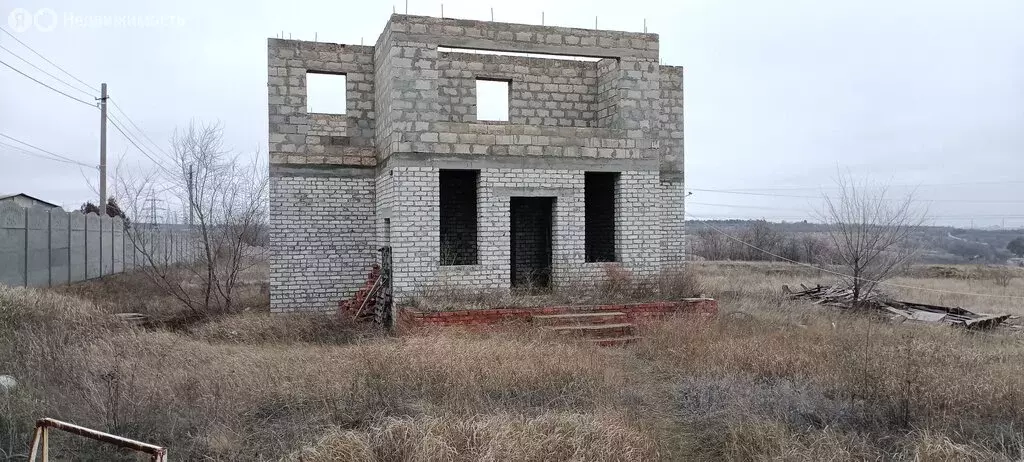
[783,284,1011,330]
[113,313,149,327]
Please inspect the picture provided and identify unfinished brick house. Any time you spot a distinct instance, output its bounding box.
[268,14,685,313]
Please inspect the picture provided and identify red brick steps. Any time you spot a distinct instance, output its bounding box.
[533,311,640,346]
[532,311,628,325]
[547,322,633,337]
[397,300,717,348]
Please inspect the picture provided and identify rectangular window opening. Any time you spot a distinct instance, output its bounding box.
[305,72,346,114]
[475,79,509,121]
[585,172,618,262]
[439,169,479,265]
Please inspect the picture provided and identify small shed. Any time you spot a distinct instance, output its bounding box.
[0,193,61,209]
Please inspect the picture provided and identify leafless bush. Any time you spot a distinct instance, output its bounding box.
[660,267,708,299]
[115,121,268,317]
[820,173,927,303]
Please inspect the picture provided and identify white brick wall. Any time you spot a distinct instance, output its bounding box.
[269,175,376,312]
[660,179,686,268]
[387,167,662,300]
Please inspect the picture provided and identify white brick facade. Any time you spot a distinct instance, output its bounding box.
[384,167,661,299]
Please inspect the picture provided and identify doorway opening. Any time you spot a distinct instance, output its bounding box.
[510,197,554,290]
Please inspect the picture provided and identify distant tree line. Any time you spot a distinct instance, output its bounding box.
[691,221,1020,265]
[690,220,833,264]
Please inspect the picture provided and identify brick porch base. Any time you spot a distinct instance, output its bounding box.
[398,298,717,331]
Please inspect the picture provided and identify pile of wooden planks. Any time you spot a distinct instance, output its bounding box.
[783,284,1012,329]
[783,284,886,308]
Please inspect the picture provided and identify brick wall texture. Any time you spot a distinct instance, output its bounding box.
[269,175,376,312]
[269,14,686,312]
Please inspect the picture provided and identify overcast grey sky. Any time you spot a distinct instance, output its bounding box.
[1,0,1022,227]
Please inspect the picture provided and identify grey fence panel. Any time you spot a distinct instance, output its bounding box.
[112,217,124,273]
[0,203,26,287]
[85,213,101,279]
[136,233,145,268]
[1,207,195,288]
[25,207,50,287]
[69,212,86,282]
[49,208,70,285]
[100,216,113,276]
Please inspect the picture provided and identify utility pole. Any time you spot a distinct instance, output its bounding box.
[99,83,108,208]
[187,164,195,226]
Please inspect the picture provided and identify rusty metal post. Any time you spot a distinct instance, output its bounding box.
[27,418,167,460]
[27,426,42,461]
[41,426,48,462]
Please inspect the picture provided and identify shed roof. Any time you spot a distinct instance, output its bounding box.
[0,193,61,208]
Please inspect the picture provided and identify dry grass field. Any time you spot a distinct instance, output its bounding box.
[2,261,1023,460]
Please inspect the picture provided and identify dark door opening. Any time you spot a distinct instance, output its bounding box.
[510,197,554,290]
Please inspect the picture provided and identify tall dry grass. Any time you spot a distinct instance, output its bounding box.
[2,261,1023,460]
[1,284,662,460]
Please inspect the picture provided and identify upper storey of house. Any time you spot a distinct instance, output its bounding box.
[268,14,683,173]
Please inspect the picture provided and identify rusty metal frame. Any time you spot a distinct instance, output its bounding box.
[27,418,168,462]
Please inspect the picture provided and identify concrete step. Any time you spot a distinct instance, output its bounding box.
[587,336,643,347]
[532,311,627,326]
[546,322,634,338]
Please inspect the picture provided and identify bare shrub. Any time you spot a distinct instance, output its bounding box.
[983,266,1015,287]
[820,173,927,302]
[659,267,708,299]
[115,121,268,317]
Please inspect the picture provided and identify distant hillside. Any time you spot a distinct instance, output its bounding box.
[687,220,1024,265]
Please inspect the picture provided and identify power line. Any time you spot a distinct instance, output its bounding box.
[689,201,810,212]
[688,202,1024,220]
[108,97,175,164]
[688,213,1024,300]
[689,188,1024,204]
[0,44,94,97]
[0,141,95,168]
[107,111,174,169]
[689,188,823,199]
[107,116,177,177]
[0,133,94,168]
[0,26,99,93]
[0,58,96,107]
[703,179,1024,192]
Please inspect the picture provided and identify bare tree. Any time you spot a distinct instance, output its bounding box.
[116,121,268,316]
[742,220,783,261]
[693,227,727,260]
[820,174,927,303]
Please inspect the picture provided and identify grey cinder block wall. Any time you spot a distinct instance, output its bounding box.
[0,202,192,288]
[268,14,685,313]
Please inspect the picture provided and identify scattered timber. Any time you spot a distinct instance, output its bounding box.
[782,284,1013,330]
